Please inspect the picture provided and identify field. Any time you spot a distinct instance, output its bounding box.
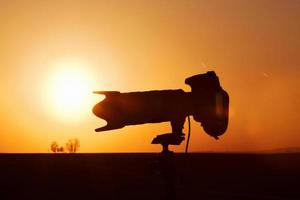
[1,153,299,200]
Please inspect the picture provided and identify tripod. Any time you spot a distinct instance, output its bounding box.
[151,132,185,200]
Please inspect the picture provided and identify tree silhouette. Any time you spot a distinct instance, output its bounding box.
[66,138,80,153]
[50,141,59,153]
[50,141,65,153]
[57,146,64,153]
[50,139,80,153]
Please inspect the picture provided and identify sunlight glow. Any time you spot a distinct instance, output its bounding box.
[47,59,95,121]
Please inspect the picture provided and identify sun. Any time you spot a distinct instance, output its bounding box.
[46,59,95,121]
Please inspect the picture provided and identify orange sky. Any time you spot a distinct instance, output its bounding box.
[0,0,299,153]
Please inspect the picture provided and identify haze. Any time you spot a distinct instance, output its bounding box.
[0,0,299,152]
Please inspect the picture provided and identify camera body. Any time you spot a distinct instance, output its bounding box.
[185,71,229,139]
[92,71,229,139]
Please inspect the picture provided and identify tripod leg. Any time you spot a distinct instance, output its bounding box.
[159,153,176,200]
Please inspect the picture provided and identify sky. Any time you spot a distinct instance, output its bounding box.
[0,0,299,153]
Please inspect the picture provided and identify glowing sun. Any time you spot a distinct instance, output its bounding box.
[46,59,95,121]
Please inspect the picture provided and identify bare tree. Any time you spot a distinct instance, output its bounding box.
[57,146,65,153]
[50,141,59,153]
[50,141,65,153]
[51,139,80,153]
[66,138,80,153]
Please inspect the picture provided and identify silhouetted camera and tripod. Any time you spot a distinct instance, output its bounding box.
[92,71,229,200]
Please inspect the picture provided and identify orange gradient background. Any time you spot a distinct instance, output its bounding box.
[0,0,299,152]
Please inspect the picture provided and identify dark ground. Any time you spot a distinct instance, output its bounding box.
[0,153,299,200]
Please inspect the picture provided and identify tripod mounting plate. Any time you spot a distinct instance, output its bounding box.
[152,133,185,153]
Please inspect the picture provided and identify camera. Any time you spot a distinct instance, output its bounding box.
[93,71,229,143]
